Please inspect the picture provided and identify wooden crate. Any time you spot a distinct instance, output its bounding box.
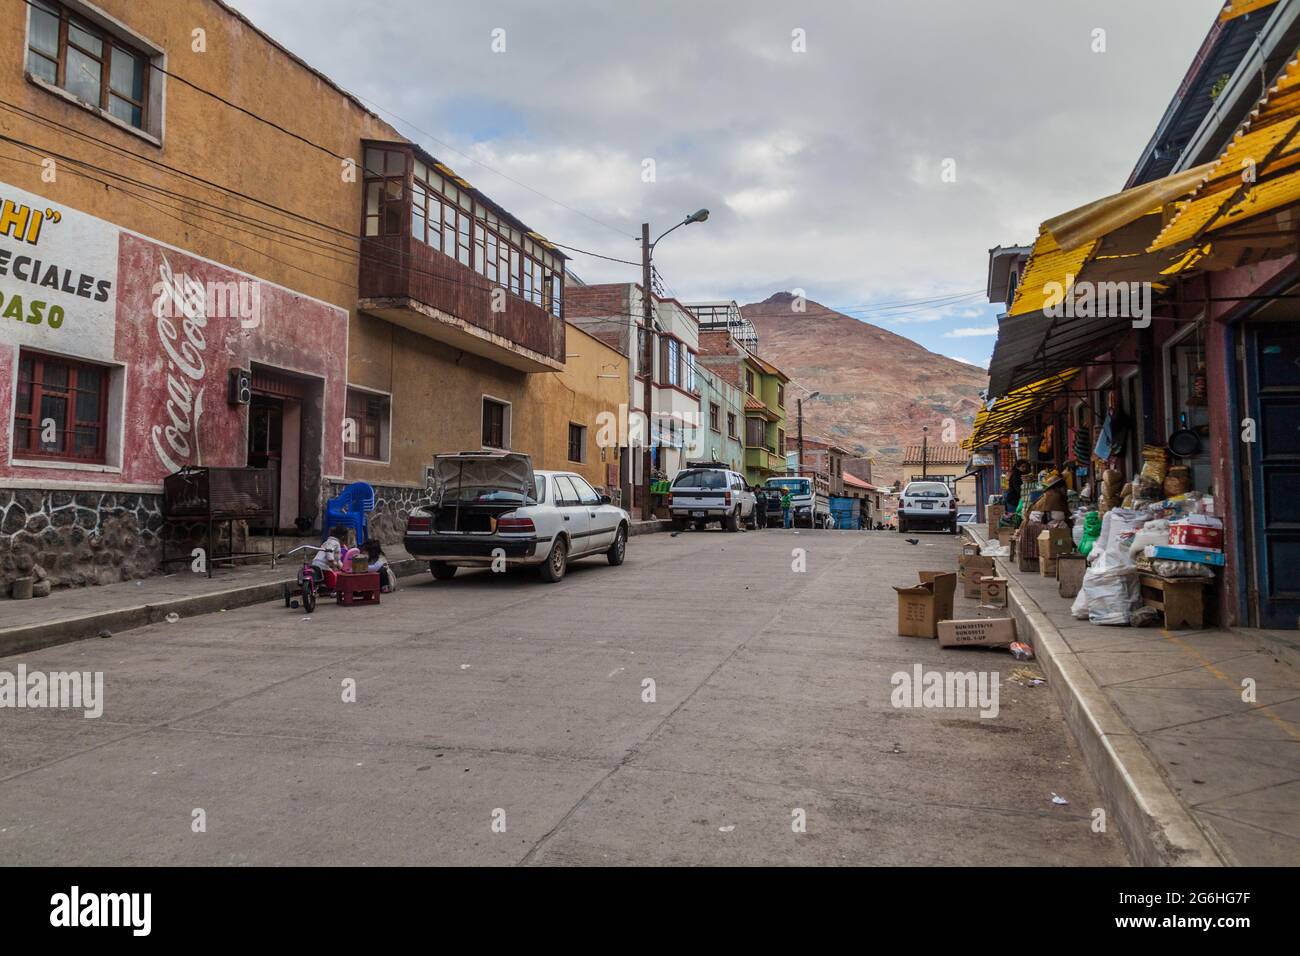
[1057,554,1087,599]
[1139,574,1210,629]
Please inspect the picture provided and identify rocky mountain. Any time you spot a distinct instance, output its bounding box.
[740,292,986,487]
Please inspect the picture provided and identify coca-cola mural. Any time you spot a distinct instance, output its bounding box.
[0,180,347,487]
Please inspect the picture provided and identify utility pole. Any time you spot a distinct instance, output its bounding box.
[797,398,804,474]
[921,424,929,478]
[641,221,654,522]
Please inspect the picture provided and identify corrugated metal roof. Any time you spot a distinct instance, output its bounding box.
[1008,227,1097,316]
[963,370,1078,450]
[1151,52,1300,250]
[1221,0,1279,22]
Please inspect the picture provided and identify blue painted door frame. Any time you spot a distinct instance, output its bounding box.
[1242,321,1300,629]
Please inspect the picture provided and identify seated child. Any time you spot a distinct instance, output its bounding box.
[313,524,350,590]
[364,539,396,592]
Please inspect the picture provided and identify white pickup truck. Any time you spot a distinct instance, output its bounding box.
[764,474,832,529]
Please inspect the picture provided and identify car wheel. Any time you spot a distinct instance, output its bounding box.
[430,561,457,581]
[607,525,627,566]
[724,508,740,532]
[898,520,907,533]
[671,515,688,532]
[540,536,568,582]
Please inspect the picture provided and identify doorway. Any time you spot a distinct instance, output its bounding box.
[248,367,308,534]
[1243,321,1300,629]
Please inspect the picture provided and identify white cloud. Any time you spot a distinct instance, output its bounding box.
[228,0,1223,311]
[944,326,999,338]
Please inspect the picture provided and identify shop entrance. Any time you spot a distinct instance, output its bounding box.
[247,367,310,534]
[1243,322,1300,629]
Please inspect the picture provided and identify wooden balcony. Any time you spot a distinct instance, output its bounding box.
[358,236,565,373]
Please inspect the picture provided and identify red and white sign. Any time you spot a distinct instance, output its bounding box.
[0,180,347,486]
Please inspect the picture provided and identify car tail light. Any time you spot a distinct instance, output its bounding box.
[666,493,673,507]
[724,492,732,506]
[496,516,536,534]
[407,515,431,534]
[949,501,957,512]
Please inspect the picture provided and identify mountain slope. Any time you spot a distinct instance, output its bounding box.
[740,293,986,486]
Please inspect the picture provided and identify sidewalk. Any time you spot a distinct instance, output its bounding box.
[1,519,669,657]
[967,528,1300,866]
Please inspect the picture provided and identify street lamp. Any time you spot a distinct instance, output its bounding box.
[639,210,710,521]
[921,424,929,478]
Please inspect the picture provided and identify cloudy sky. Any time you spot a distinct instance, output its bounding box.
[233,0,1224,367]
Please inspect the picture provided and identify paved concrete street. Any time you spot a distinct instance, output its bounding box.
[0,529,1127,865]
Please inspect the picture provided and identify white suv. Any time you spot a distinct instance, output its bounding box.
[667,466,756,532]
[898,480,958,534]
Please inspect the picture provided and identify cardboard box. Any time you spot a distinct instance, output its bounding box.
[997,528,1014,548]
[1145,544,1225,567]
[1037,527,1073,558]
[963,563,995,598]
[938,617,1017,648]
[986,504,1005,536]
[894,571,956,639]
[1169,520,1223,550]
[960,542,983,560]
[1039,554,1057,577]
[981,576,1008,608]
[1057,554,1087,598]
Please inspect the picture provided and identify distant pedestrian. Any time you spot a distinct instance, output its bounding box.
[1005,459,1031,514]
[781,489,793,528]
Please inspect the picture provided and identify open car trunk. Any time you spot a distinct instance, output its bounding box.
[425,452,538,534]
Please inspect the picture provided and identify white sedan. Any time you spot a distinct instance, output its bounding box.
[404,451,629,583]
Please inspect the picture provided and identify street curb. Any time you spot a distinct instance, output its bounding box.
[629,519,670,536]
[2,522,670,658]
[965,528,1223,867]
[0,556,422,659]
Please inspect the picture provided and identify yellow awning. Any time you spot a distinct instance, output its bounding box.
[1150,53,1300,251]
[1220,0,1278,22]
[963,370,1077,450]
[1007,228,1096,316]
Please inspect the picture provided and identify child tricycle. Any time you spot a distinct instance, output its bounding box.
[278,544,333,613]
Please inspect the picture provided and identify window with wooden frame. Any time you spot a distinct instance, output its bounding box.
[777,383,785,408]
[26,0,150,131]
[482,397,509,449]
[344,389,388,461]
[363,146,407,238]
[727,412,737,439]
[567,422,586,463]
[370,145,565,316]
[14,350,109,463]
[746,369,755,395]
[709,403,720,432]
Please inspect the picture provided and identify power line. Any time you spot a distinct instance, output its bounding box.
[17,0,631,243]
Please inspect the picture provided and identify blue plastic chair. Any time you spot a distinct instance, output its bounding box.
[323,481,375,546]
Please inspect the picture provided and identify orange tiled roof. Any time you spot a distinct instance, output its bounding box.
[902,443,966,466]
